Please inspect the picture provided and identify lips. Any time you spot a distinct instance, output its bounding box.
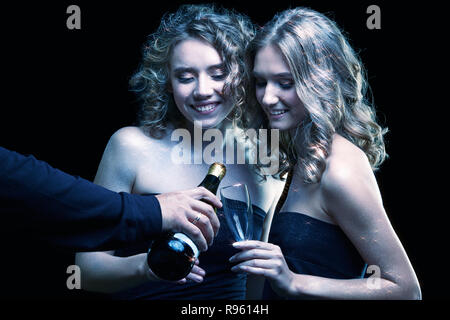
[270,110,288,115]
[191,102,219,114]
[268,108,289,119]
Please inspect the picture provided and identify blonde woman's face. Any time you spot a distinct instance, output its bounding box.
[170,38,233,128]
[253,45,307,130]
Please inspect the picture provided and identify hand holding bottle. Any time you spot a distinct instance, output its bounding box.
[149,163,226,281]
[155,186,222,252]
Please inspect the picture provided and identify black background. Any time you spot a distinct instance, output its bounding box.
[0,0,445,304]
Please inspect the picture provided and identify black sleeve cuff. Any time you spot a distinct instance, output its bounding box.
[120,192,163,243]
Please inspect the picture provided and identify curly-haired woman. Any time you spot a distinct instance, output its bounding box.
[230,7,421,300]
[75,4,284,299]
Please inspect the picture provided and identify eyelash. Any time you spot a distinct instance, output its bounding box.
[279,81,294,89]
[255,80,294,90]
[211,73,226,80]
[177,76,194,83]
[176,73,226,83]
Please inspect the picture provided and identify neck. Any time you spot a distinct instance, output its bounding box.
[181,118,234,147]
[175,118,238,165]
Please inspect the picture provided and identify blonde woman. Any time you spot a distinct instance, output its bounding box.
[230,7,421,300]
[75,4,284,299]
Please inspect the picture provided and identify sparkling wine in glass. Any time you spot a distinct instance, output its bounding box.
[220,183,253,242]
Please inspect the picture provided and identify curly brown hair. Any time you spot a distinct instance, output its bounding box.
[129,4,256,138]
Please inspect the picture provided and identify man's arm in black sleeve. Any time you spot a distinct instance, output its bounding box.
[0,146,162,251]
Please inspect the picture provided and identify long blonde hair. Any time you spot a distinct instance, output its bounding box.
[250,7,388,183]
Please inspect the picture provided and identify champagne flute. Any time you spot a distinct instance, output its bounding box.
[220,183,253,242]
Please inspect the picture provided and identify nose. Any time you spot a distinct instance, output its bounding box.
[261,82,279,107]
[193,74,214,99]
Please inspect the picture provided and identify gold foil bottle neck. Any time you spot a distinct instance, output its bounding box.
[208,162,226,180]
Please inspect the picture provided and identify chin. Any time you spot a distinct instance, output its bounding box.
[192,117,221,129]
[269,121,290,131]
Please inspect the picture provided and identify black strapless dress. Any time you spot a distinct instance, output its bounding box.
[263,211,367,299]
[111,201,266,300]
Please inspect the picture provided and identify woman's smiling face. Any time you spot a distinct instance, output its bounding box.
[253,44,307,130]
[170,38,233,129]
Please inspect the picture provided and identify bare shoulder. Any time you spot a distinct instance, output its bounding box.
[106,126,170,158]
[322,134,373,186]
[320,134,382,219]
[103,125,176,174]
[107,126,148,151]
[95,126,161,190]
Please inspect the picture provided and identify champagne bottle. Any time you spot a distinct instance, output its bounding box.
[147,162,226,281]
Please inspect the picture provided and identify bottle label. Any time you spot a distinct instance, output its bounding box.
[173,233,199,258]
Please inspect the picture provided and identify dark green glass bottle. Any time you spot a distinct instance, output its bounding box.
[147,163,226,281]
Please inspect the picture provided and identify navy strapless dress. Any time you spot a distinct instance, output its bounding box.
[263,211,367,300]
[111,202,266,300]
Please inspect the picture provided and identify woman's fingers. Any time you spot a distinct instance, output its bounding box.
[230,259,279,278]
[185,264,206,283]
[229,248,274,263]
[232,240,278,250]
[230,241,287,280]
